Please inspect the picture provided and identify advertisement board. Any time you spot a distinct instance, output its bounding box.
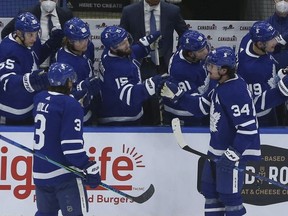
[66,0,130,12]
[1,127,288,216]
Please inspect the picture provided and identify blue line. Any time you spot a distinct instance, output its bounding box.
[0,125,288,134]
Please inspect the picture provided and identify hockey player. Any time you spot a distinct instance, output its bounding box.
[33,62,101,216]
[237,20,280,126]
[267,0,288,71]
[0,12,63,125]
[162,29,211,126]
[97,26,168,125]
[161,47,260,216]
[55,17,99,125]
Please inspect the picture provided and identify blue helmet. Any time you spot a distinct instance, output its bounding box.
[249,21,278,42]
[15,12,40,32]
[48,63,77,86]
[180,30,208,52]
[64,17,90,40]
[206,46,236,68]
[101,26,128,49]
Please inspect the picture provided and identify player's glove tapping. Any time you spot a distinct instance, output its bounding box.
[77,76,101,96]
[139,31,161,51]
[278,72,288,97]
[145,73,169,96]
[160,81,185,103]
[23,69,49,92]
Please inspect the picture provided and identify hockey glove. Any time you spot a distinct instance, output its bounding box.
[275,34,287,46]
[277,67,288,80]
[76,76,100,96]
[144,73,169,96]
[278,75,288,96]
[45,28,65,51]
[139,31,161,51]
[216,147,241,173]
[71,89,91,108]
[160,81,185,103]
[83,161,101,188]
[23,69,49,93]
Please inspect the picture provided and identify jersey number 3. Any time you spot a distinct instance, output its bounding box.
[34,114,82,150]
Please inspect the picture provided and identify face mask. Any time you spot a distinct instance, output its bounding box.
[276,1,288,14]
[41,0,57,13]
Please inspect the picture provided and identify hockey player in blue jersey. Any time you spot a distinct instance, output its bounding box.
[97,26,168,125]
[238,21,280,127]
[55,17,99,125]
[0,12,63,125]
[162,29,211,126]
[33,62,101,216]
[267,0,288,71]
[161,47,260,216]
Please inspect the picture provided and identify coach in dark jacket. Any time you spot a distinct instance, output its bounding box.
[120,0,187,73]
[120,0,188,126]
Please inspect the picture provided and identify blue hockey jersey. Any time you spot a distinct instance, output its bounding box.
[163,49,210,126]
[267,13,288,70]
[177,75,261,161]
[238,33,279,126]
[96,44,152,125]
[55,41,95,123]
[0,33,49,121]
[33,91,89,186]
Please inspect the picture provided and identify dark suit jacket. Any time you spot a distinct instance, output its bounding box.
[1,3,73,39]
[120,0,188,65]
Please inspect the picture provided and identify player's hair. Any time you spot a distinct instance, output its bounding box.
[48,82,71,95]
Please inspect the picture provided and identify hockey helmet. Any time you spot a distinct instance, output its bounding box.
[101,26,128,49]
[64,17,91,40]
[48,62,77,86]
[249,21,278,42]
[206,46,236,69]
[179,30,208,52]
[15,12,40,32]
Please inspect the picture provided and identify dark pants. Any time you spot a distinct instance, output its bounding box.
[35,178,88,216]
[140,57,168,125]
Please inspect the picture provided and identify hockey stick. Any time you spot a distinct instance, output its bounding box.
[171,118,288,190]
[0,134,155,204]
[154,39,160,66]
